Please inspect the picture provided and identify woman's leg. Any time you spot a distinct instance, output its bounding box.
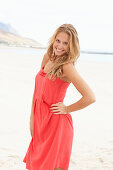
[54,167,64,170]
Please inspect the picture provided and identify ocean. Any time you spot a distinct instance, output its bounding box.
[0,47,113,62]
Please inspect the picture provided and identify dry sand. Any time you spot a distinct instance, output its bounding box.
[0,47,113,170]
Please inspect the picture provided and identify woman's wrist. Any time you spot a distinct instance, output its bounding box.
[66,105,70,114]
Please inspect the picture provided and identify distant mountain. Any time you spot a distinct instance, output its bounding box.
[0,22,18,35]
[0,22,42,48]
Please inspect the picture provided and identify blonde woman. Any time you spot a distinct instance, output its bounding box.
[23,24,96,170]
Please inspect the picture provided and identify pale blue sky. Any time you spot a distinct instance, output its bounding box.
[0,0,113,51]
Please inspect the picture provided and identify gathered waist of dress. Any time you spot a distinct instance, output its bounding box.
[36,97,52,108]
[37,98,72,116]
[38,98,62,107]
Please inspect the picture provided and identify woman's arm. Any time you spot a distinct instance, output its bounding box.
[64,63,96,113]
[41,53,49,69]
[30,91,34,137]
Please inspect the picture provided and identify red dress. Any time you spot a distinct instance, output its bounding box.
[23,66,74,170]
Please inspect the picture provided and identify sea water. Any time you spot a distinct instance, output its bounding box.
[0,47,113,62]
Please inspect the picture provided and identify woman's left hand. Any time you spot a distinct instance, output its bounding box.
[50,102,68,114]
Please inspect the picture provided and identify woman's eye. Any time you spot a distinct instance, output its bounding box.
[56,39,60,43]
[64,42,68,45]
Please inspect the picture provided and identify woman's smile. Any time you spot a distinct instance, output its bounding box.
[56,48,64,53]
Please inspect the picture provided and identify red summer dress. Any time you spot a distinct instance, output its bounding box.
[23,65,74,170]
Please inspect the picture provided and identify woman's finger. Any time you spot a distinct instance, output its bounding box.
[50,106,59,110]
[51,108,60,112]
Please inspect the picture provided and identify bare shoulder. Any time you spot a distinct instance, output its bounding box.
[62,62,83,85]
[63,62,96,99]
[63,62,75,71]
[41,53,49,68]
[63,62,77,80]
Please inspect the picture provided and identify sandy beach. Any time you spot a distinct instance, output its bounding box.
[0,46,113,170]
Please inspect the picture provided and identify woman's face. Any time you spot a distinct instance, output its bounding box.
[53,32,70,56]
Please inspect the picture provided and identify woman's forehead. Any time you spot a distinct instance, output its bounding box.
[55,32,70,41]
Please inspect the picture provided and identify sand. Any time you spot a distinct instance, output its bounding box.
[0,46,113,170]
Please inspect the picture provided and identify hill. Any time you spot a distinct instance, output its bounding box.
[0,29,42,48]
[0,22,42,48]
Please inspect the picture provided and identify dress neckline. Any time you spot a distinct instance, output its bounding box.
[41,66,70,84]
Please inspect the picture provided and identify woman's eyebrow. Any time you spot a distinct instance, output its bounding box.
[63,41,69,43]
[56,38,69,43]
[56,38,60,41]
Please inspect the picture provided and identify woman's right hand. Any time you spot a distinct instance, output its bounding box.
[30,91,35,137]
[30,124,34,137]
[30,112,34,137]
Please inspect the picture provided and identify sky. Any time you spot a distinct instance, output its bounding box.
[0,0,113,51]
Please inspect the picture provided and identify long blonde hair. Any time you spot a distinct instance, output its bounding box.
[46,24,80,80]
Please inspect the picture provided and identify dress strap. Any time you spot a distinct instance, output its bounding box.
[41,64,45,70]
[42,60,48,70]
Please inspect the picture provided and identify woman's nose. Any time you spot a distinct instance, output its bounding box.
[58,42,63,48]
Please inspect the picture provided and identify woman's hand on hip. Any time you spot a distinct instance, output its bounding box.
[50,102,68,114]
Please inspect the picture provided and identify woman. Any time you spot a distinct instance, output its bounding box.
[23,24,96,170]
